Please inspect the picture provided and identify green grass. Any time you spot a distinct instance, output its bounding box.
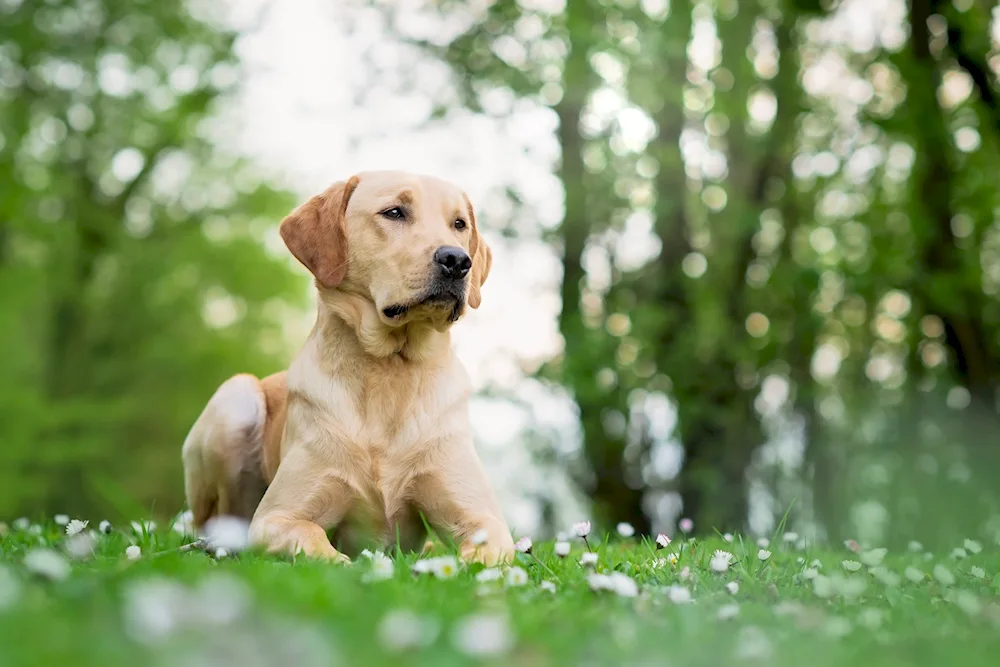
[1,519,999,667]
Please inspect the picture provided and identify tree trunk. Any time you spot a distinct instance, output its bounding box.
[908,0,997,413]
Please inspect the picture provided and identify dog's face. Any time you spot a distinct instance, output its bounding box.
[279,170,492,328]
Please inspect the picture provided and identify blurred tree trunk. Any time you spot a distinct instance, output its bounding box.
[934,0,1000,136]
[907,0,997,413]
[674,1,808,533]
[628,0,700,529]
[554,1,650,533]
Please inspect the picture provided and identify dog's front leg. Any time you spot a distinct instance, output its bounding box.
[249,446,354,563]
[413,442,515,566]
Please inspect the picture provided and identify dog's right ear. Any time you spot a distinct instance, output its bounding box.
[279,176,360,288]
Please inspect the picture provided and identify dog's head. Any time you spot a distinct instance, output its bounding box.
[279,170,492,328]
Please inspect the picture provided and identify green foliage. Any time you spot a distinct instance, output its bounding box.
[0,0,303,519]
[2,521,999,666]
[387,0,1000,538]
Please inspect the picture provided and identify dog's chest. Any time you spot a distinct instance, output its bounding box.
[332,361,470,505]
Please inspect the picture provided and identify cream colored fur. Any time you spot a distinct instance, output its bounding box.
[181,170,514,565]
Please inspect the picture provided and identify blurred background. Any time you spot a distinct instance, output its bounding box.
[2,0,999,549]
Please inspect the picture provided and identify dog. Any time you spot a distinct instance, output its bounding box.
[181,170,515,565]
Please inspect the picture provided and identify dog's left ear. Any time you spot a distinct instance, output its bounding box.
[464,194,492,309]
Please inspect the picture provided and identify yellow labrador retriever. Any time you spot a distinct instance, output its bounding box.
[181,170,515,565]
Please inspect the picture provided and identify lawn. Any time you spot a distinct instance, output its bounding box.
[1,516,998,667]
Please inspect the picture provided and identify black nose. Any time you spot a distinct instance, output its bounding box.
[433,246,472,280]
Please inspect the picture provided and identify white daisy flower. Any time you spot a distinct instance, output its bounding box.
[203,515,250,552]
[783,532,799,543]
[860,548,887,566]
[735,626,772,660]
[756,537,770,548]
[837,576,867,600]
[609,572,638,597]
[514,537,532,554]
[802,567,819,580]
[65,533,95,560]
[0,566,21,610]
[98,520,112,535]
[951,547,968,560]
[24,549,70,581]
[679,566,691,581]
[678,518,693,533]
[475,568,502,583]
[572,521,591,538]
[378,609,439,652]
[412,559,434,575]
[540,580,556,593]
[933,564,955,586]
[13,518,29,531]
[667,585,693,603]
[54,514,69,526]
[963,539,982,554]
[810,559,823,568]
[121,577,188,644]
[726,581,739,594]
[214,548,229,559]
[616,522,635,538]
[842,560,862,572]
[667,552,679,566]
[125,545,142,560]
[587,572,612,592]
[907,540,924,553]
[904,567,925,583]
[65,519,88,537]
[451,613,512,657]
[131,520,155,534]
[773,601,805,617]
[758,549,771,562]
[823,616,852,638]
[655,533,672,549]
[813,575,834,598]
[859,608,884,630]
[717,603,739,621]
[710,550,734,572]
[364,553,394,582]
[954,590,982,616]
[723,533,734,543]
[505,566,528,587]
[469,529,488,546]
[433,556,459,579]
[171,511,194,536]
[872,566,901,587]
[580,552,598,567]
[553,541,571,557]
[970,566,986,579]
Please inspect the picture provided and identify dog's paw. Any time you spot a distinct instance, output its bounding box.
[291,541,351,565]
[460,542,514,567]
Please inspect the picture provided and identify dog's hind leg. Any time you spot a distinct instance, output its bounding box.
[182,374,269,530]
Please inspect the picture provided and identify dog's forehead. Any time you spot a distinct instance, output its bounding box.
[351,171,467,208]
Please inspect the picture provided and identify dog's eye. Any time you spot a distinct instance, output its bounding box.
[380,207,405,221]
[454,218,467,230]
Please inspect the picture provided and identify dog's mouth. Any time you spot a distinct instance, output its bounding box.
[382,287,465,324]
[382,304,410,319]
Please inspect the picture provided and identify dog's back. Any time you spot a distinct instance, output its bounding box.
[181,372,287,529]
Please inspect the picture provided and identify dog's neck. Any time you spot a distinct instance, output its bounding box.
[315,289,452,363]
